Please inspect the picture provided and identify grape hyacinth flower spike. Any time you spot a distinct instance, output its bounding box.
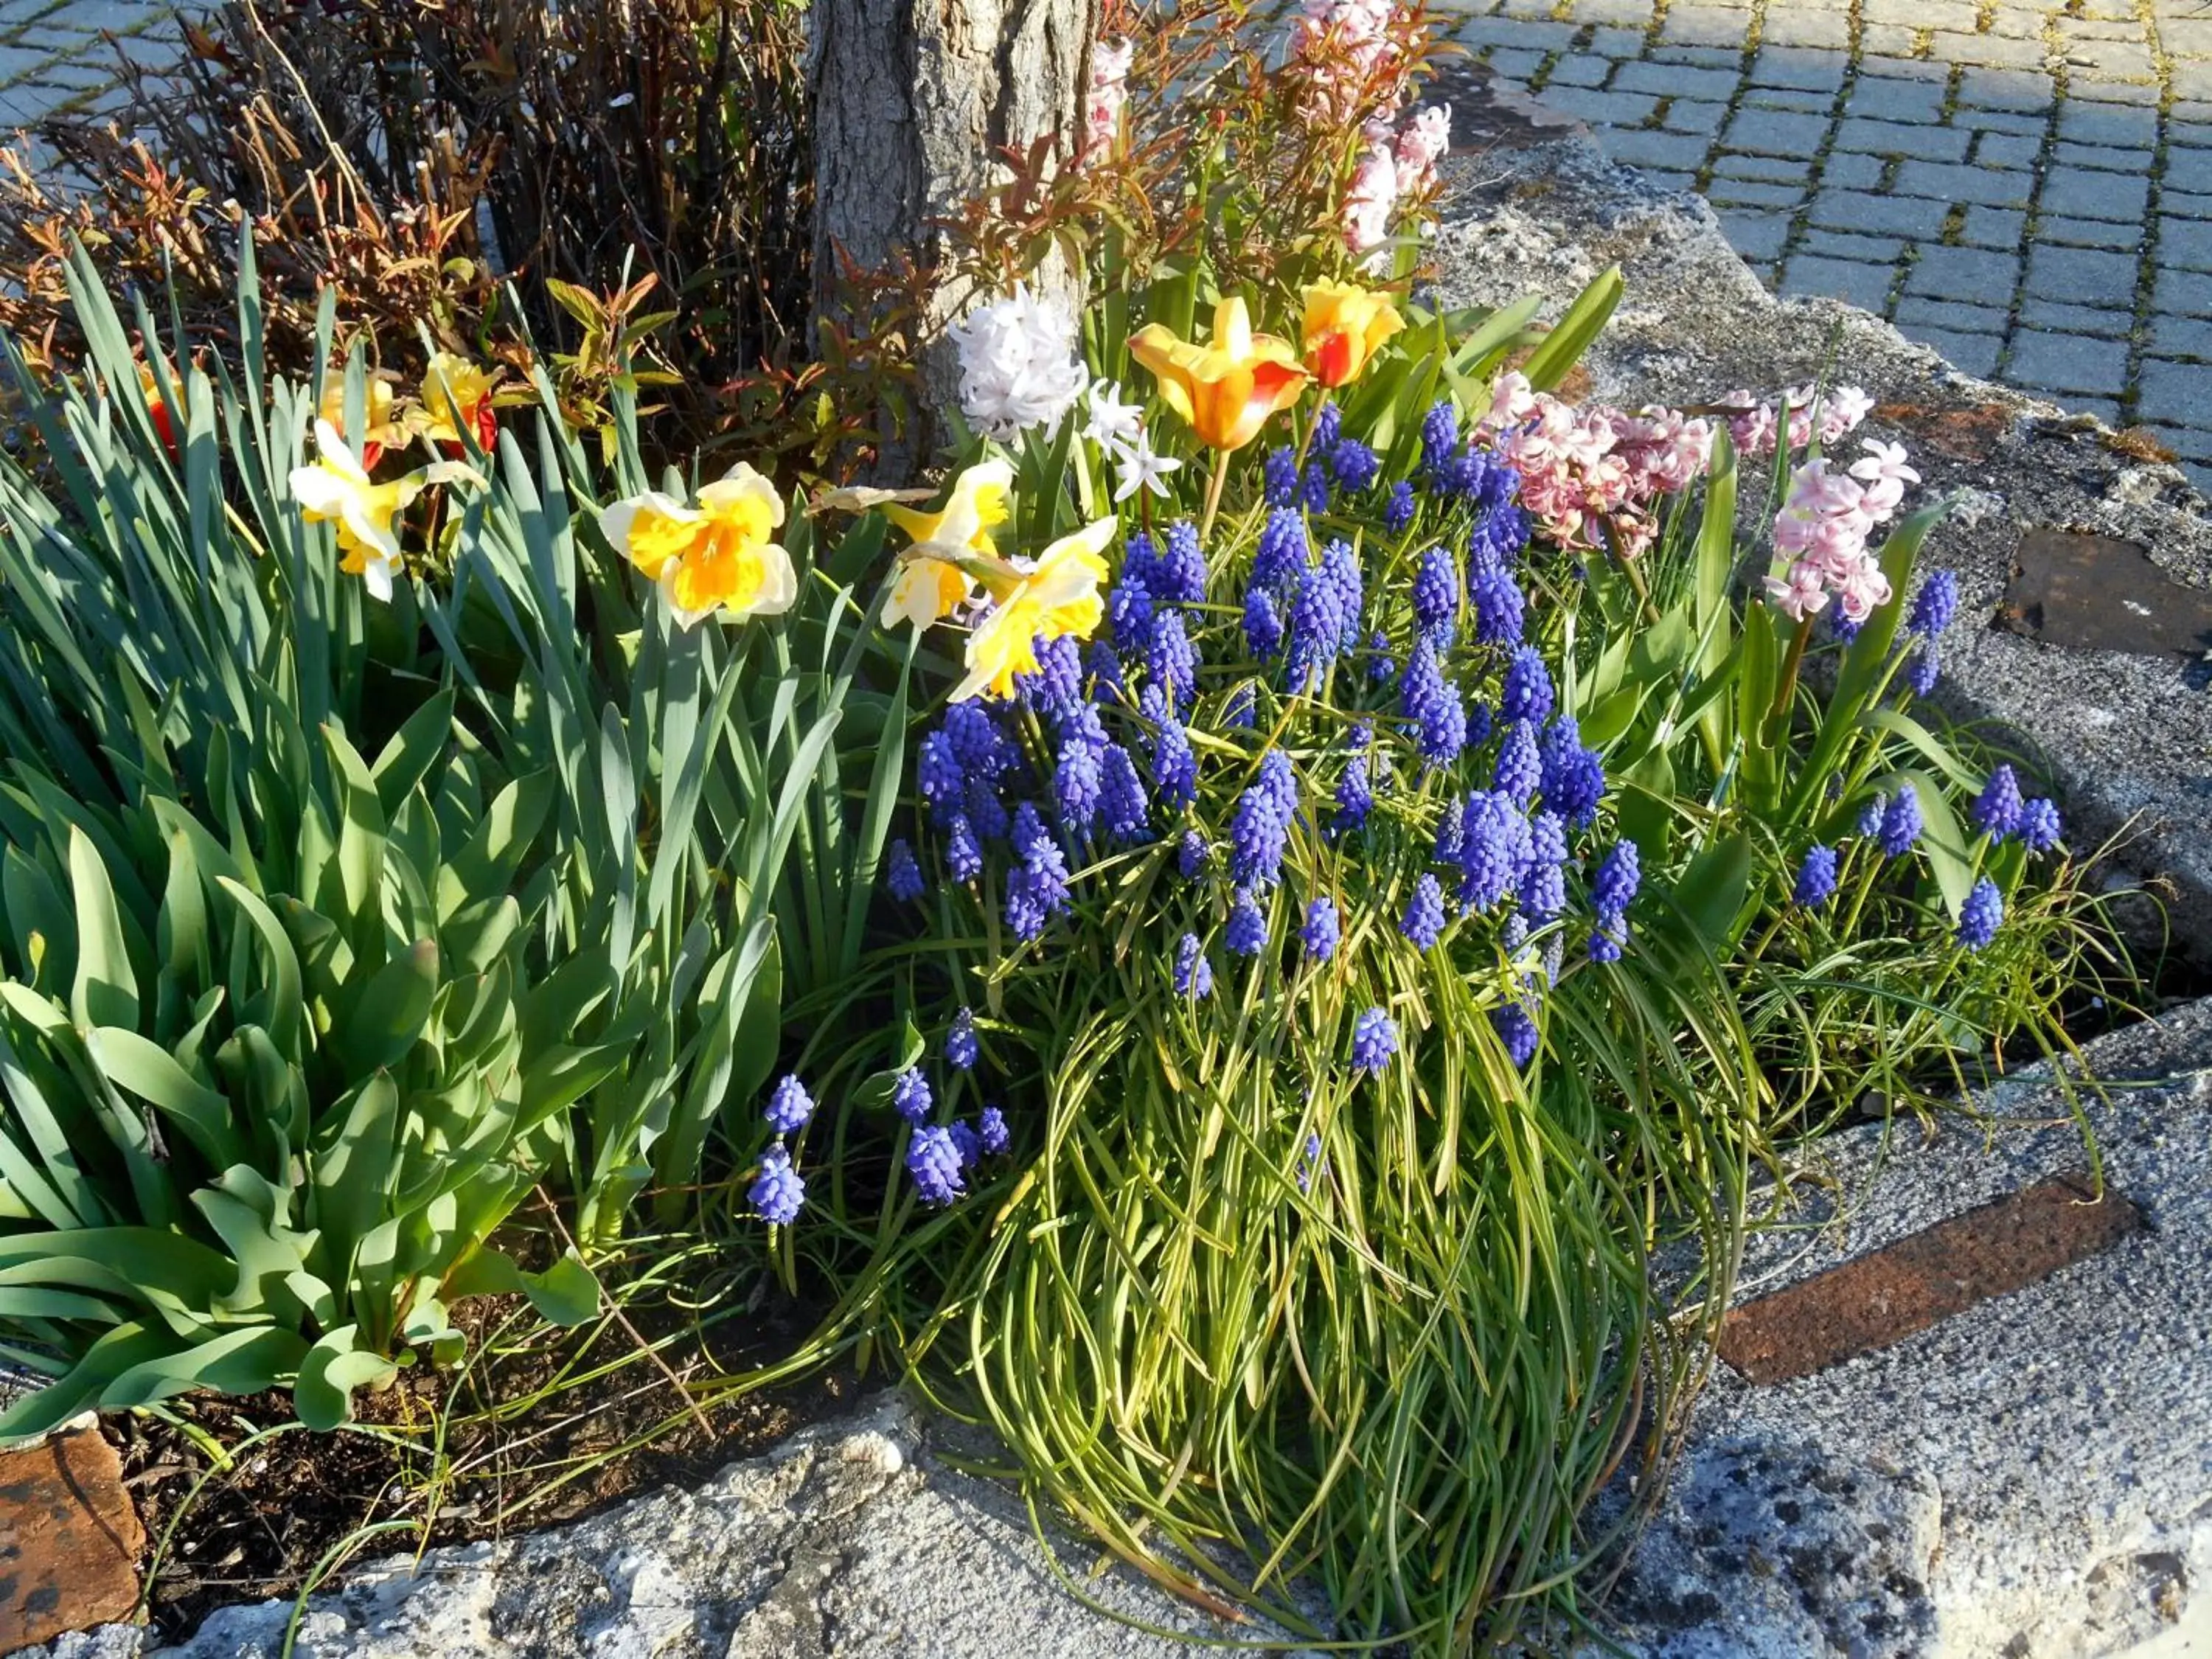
[750,1144,806,1223]
[1350,1006,1399,1074]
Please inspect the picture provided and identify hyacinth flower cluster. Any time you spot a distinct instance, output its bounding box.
[882,391,1645,1210]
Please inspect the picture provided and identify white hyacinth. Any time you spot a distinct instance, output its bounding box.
[949,283,1090,442]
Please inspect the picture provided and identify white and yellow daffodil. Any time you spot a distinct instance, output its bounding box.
[599,462,798,629]
[288,420,479,602]
[879,459,1016,630]
[950,515,1116,703]
[414,351,498,451]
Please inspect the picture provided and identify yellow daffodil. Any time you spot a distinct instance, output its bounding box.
[316,372,403,464]
[414,351,498,451]
[288,419,453,603]
[951,516,1116,702]
[599,462,798,629]
[879,458,1015,629]
[1128,296,1308,453]
[1301,279,1405,389]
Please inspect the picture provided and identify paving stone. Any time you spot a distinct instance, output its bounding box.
[1893,294,2011,335]
[1779,252,1896,310]
[2159,216,2212,272]
[1714,208,1791,261]
[1900,324,2004,375]
[1952,106,2049,136]
[1724,105,1832,156]
[1857,24,1921,60]
[1536,84,1659,127]
[1761,8,1851,49]
[1833,116,1966,159]
[1645,42,1743,68]
[1455,14,1583,49]
[2164,146,2212,198]
[1660,97,1731,134]
[1485,49,1548,87]
[2024,242,2140,305]
[2048,140,2154,174]
[2153,265,2212,316]
[1894,159,2037,207]
[1906,244,2023,302]
[1932,29,2055,70]
[1707,176,1803,208]
[2034,215,2143,253]
[2055,100,2161,146]
[1971,130,2042,171]
[0,1428,145,1652]
[1800,227,1907,263]
[1840,74,1947,125]
[1601,128,1714,169]
[1956,66,2056,111]
[1711,151,1812,183]
[1543,53,1614,88]
[1636,167,1699,192]
[1747,46,1843,91]
[1611,58,1736,100]
[1806,188,1948,238]
[2003,330,2132,396]
[1959,205,2029,248]
[1818,150,1885,189]
[2145,313,2212,358]
[2135,358,2205,425]
[2038,167,2151,223]
[2020,298,2142,340]
[1741,86,1834,112]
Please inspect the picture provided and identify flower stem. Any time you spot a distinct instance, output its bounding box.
[1767,614,1814,738]
[1200,447,1230,543]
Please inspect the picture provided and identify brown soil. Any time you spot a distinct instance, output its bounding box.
[112,1277,860,1641]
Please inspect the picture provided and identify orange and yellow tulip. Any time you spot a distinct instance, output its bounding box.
[1128,296,1308,453]
[1301,279,1405,389]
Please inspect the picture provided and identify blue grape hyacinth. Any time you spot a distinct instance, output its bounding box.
[1229,751,1298,888]
[1174,931,1214,999]
[1333,752,1373,836]
[1226,889,1270,956]
[749,1144,806,1224]
[886,838,925,902]
[1792,844,1840,908]
[1972,764,2025,839]
[1957,876,2004,950]
[1500,645,1554,725]
[978,1105,1009,1155]
[2019,797,2063,852]
[1908,570,1960,636]
[764,1074,815,1135]
[1302,897,1340,960]
[1411,546,1460,644]
[1494,718,1541,804]
[906,1125,967,1206]
[946,1008,979,1071]
[891,1066,933,1126]
[1877,787,1923,857]
[1384,480,1416,535]
[1492,1002,1539,1068]
[1350,1006,1399,1074]
[1178,830,1211,880]
[1402,873,1447,950]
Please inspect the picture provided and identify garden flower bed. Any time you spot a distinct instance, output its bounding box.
[0,4,2191,1655]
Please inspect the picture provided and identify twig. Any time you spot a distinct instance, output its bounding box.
[531,1187,715,1442]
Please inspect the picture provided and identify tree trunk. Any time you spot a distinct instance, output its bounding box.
[810,0,1098,476]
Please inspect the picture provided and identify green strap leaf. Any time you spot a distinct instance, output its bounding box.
[66,828,139,1031]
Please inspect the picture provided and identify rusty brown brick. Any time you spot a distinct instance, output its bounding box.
[0,1425,145,1649]
[1717,1174,2142,1385]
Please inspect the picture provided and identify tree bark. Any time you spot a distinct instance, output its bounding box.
[810,0,1098,475]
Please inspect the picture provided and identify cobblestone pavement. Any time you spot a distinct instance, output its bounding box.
[1437,0,2212,490]
[0,0,164,129]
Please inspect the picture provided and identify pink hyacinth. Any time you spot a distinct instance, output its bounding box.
[1293,0,1402,123]
[1393,104,1451,195]
[1080,37,1133,170]
[1480,373,1713,556]
[1343,141,1398,254]
[1761,442,1919,625]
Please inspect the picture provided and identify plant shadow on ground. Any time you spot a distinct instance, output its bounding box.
[115,1238,857,1641]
